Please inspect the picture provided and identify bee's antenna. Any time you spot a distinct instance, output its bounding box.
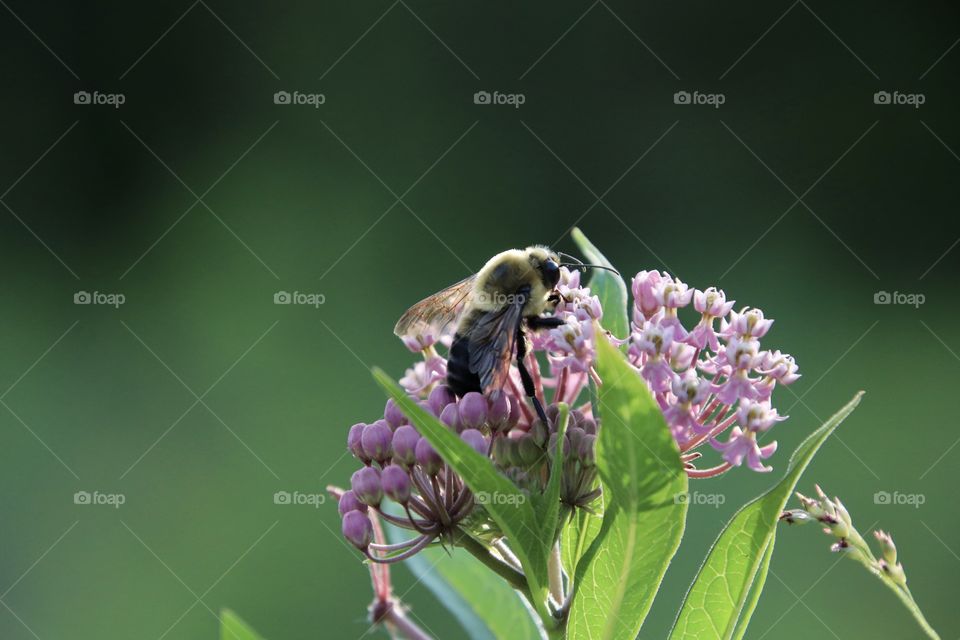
[557,251,584,266]
[559,259,621,277]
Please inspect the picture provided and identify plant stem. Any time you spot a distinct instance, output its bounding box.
[454,529,530,596]
[382,600,434,640]
[547,542,564,604]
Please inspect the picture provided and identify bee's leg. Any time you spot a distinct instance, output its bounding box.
[526,316,565,331]
[515,324,550,426]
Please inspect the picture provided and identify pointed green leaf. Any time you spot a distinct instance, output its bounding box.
[560,502,604,587]
[567,337,688,640]
[220,609,265,640]
[571,228,629,340]
[669,392,864,640]
[373,369,551,620]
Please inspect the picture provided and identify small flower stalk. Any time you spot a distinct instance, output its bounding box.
[781,486,940,639]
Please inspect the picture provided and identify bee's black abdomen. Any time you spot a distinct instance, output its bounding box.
[447,333,482,397]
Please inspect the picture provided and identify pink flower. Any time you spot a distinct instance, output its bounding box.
[401,334,438,353]
[631,271,664,321]
[759,350,800,385]
[736,400,785,433]
[721,308,774,340]
[399,357,446,394]
[711,427,778,472]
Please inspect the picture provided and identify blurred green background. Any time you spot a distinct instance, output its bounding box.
[1,2,958,638]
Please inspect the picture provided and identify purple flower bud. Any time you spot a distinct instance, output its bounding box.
[492,436,514,467]
[460,429,488,456]
[506,395,521,430]
[338,490,368,516]
[569,409,585,427]
[459,392,487,430]
[342,510,373,549]
[579,417,597,435]
[487,390,511,432]
[546,404,560,429]
[348,423,370,463]
[579,434,596,467]
[516,434,544,467]
[391,425,420,467]
[439,403,462,432]
[567,427,586,456]
[416,438,443,475]
[351,466,383,506]
[530,420,548,447]
[384,398,407,429]
[361,420,393,464]
[381,464,411,503]
[427,385,456,416]
[547,432,570,461]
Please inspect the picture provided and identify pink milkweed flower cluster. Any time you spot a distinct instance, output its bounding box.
[628,271,799,475]
[338,265,799,556]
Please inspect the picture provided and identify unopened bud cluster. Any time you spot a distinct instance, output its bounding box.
[781,485,909,588]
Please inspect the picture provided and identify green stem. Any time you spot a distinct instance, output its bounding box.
[846,544,940,640]
[454,529,531,598]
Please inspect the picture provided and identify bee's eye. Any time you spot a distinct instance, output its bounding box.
[542,259,560,287]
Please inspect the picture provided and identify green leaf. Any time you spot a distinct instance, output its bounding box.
[731,539,774,640]
[373,369,552,622]
[669,392,864,640]
[560,503,604,586]
[571,228,629,340]
[567,337,688,640]
[385,521,544,640]
[220,609,265,640]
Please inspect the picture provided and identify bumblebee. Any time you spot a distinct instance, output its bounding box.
[394,246,613,425]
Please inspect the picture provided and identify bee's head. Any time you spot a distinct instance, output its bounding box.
[524,246,561,289]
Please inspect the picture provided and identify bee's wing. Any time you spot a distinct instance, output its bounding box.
[394,275,478,339]
[466,296,526,391]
